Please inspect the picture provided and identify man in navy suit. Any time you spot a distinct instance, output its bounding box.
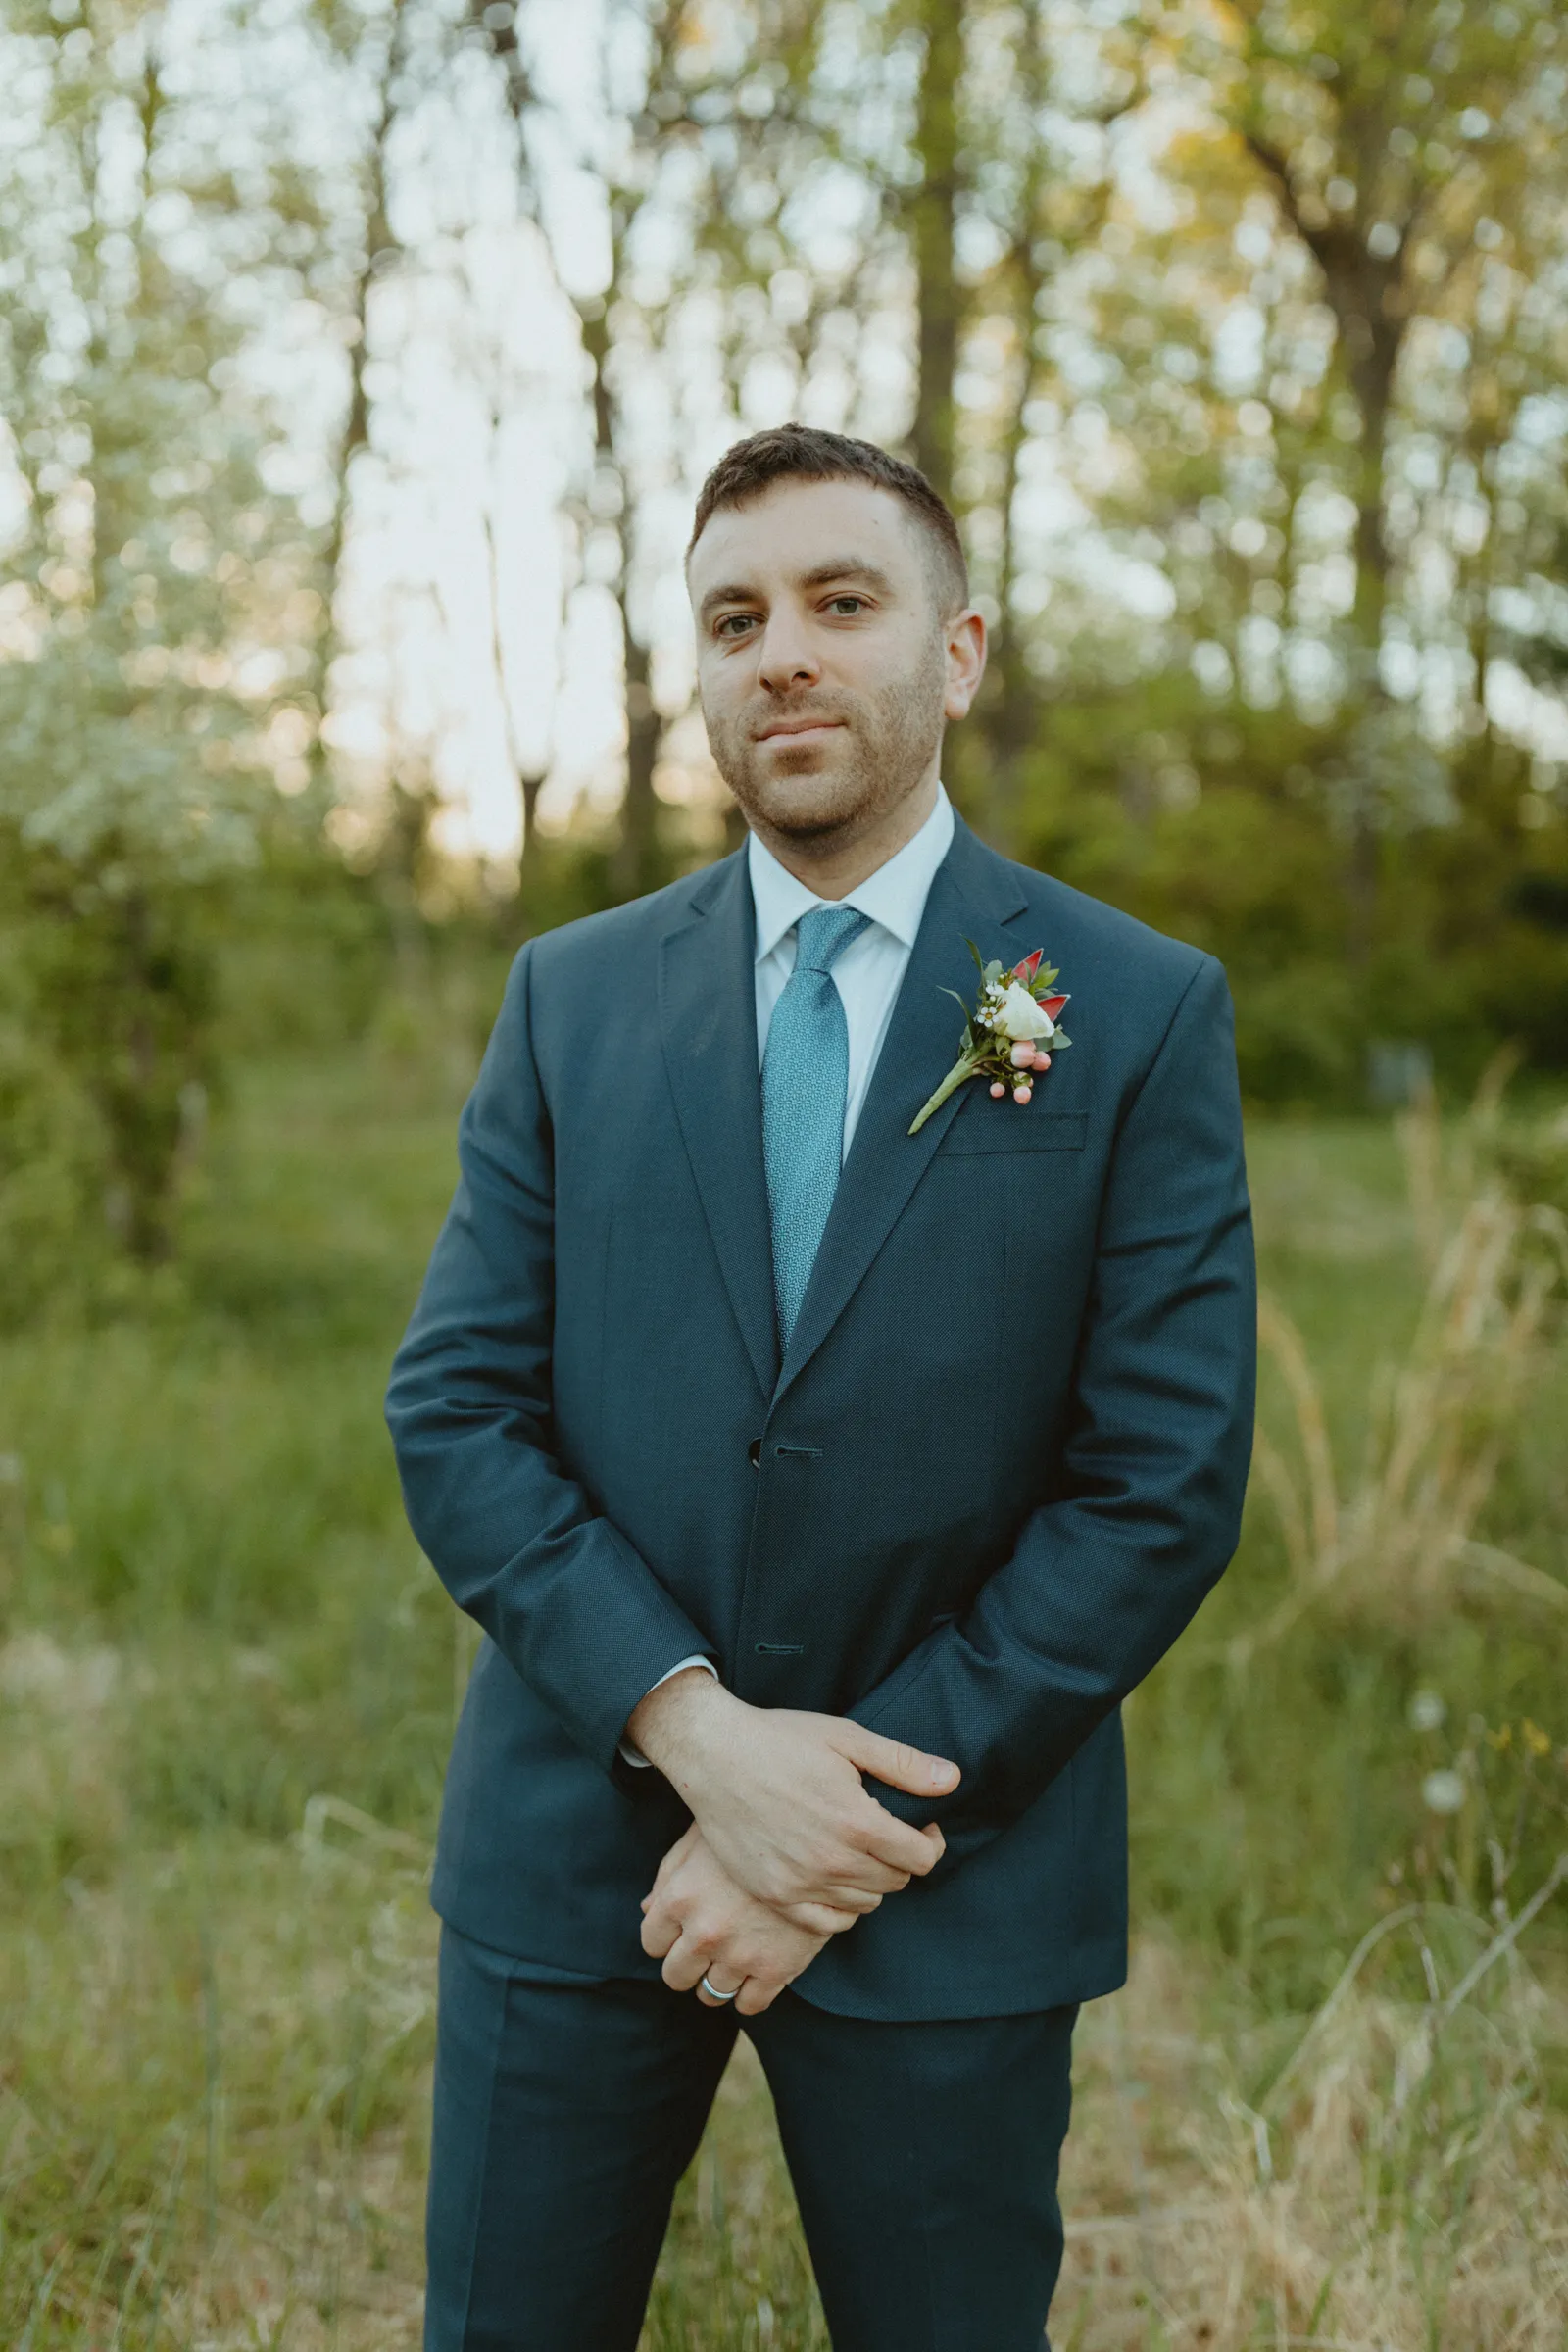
[386,423,1255,2350]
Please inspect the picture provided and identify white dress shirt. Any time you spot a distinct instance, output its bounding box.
[621,784,956,1762]
[749,782,956,1152]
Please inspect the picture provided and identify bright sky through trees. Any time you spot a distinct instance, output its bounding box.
[3,0,1566,895]
[21,0,1560,874]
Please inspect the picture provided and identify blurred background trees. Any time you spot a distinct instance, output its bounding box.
[3,0,1567,1291]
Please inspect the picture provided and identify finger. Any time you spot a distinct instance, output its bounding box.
[785,1878,888,1915]
[854,1803,953,1880]
[840,1725,960,1800]
[657,1914,718,1987]
[776,1899,864,1936]
[641,1906,679,1959]
[811,1882,895,1914]
[733,1974,788,2017]
[816,1851,909,1897]
[661,1935,712,1994]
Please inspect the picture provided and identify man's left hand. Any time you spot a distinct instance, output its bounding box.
[640,1826,845,2014]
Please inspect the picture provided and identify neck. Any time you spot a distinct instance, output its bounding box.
[748,771,941,900]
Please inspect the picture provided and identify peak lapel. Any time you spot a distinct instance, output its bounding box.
[658,853,780,1400]
[774,820,1029,1405]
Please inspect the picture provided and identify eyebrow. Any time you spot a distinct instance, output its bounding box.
[697,557,897,624]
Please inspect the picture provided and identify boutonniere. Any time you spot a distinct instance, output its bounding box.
[907,944,1071,1135]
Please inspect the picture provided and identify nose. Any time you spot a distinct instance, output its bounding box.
[756,611,822,695]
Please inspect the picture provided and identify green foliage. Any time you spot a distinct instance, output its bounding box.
[0,996,107,1328]
[0,3,344,1266]
[1490,1101,1568,1217]
[211,822,406,1060]
[987,677,1568,1101]
[0,1050,467,1810]
[919,0,1568,1086]
[0,1049,1563,2344]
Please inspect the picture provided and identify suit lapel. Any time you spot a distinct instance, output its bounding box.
[773,817,1030,1406]
[658,852,780,1399]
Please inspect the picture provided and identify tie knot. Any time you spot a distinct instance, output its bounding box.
[794,904,869,975]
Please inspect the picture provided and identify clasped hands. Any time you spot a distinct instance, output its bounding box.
[628,1667,959,2017]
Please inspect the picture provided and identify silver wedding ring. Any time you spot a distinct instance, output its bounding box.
[699,1973,739,2003]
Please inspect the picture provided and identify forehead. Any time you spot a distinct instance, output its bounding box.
[687,476,924,601]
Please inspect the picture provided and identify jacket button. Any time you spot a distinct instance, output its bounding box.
[747,1439,761,1467]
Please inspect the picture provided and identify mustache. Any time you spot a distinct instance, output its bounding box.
[746,700,858,740]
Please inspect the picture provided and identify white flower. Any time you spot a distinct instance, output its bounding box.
[1421,1768,1466,1816]
[994,981,1055,1042]
[1407,1690,1446,1733]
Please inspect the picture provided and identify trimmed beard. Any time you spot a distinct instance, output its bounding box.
[704,640,948,844]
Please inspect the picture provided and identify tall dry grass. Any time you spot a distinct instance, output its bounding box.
[1056,1922,1568,2350]
[1234,1074,1568,1656]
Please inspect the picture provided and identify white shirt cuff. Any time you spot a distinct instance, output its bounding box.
[618,1655,719,1767]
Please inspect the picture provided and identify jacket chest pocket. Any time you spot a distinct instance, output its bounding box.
[938,1108,1088,1156]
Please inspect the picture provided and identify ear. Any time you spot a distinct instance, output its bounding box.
[943,608,987,722]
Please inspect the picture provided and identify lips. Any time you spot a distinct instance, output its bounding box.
[755,718,845,743]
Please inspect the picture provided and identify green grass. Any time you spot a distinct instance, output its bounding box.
[1,1044,1564,2347]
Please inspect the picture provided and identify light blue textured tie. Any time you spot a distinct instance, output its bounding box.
[762,904,871,1348]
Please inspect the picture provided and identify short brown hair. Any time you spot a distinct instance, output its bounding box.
[687,424,969,617]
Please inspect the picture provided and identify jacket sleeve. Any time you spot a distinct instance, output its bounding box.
[384,943,716,1773]
[849,955,1256,1861]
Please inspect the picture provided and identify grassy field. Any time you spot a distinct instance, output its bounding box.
[1,1029,1565,2349]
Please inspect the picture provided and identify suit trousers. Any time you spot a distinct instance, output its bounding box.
[424,1923,1077,2352]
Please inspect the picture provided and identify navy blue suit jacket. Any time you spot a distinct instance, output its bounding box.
[385,814,1255,2019]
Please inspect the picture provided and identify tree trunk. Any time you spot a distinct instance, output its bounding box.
[973,348,1040,850]
[1336,300,1398,966]
[311,0,407,792]
[577,298,667,903]
[964,0,1063,846]
[908,0,964,503]
[1243,126,1406,964]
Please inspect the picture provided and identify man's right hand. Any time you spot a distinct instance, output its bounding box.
[640,1826,831,2014]
[624,1668,959,1921]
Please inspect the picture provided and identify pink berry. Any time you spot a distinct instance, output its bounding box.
[1009,1040,1035,1068]
[989,1080,1006,1098]
[1032,1051,1052,1072]
[1013,1084,1032,1104]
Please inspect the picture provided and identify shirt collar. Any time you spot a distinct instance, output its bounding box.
[746,783,956,965]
